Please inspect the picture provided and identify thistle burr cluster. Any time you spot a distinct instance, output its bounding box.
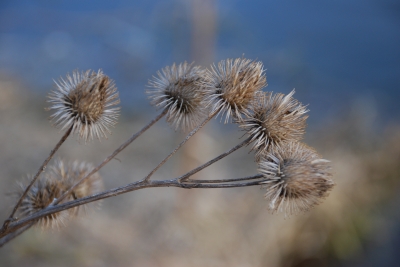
[145,58,333,215]
[241,89,333,215]
[48,70,120,142]
[259,142,334,215]
[240,90,309,162]
[147,62,206,131]
[201,58,267,123]
[17,160,103,228]
[2,57,334,247]
[48,160,103,212]
[17,174,70,229]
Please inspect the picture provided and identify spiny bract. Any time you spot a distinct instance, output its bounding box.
[47,70,120,142]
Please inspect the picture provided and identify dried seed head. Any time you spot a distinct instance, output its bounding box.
[201,58,266,123]
[258,142,334,216]
[240,90,308,161]
[48,159,103,214]
[17,175,72,229]
[16,160,104,229]
[147,62,207,131]
[47,70,120,142]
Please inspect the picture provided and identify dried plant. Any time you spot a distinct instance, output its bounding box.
[240,90,309,161]
[47,160,103,214]
[201,57,267,123]
[3,70,120,232]
[259,141,334,215]
[0,58,335,248]
[16,175,72,229]
[15,159,103,229]
[147,62,207,131]
[48,69,120,142]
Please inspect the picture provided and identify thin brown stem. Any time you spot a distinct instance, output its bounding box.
[0,174,266,241]
[141,111,217,182]
[0,112,257,246]
[179,136,252,182]
[0,223,34,248]
[188,174,263,184]
[54,109,168,205]
[179,179,265,188]
[1,125,73,232]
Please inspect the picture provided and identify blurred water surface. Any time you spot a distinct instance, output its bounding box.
[0,0,399,125]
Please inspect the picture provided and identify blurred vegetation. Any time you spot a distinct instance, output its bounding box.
[0,75,399,267]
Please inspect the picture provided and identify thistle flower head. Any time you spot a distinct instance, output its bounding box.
[147,62,207,131]
[258,142,334,216]
[16,160,103,228]
[47,70,120,142]
[48,159,103,214]
[240,90,308,161]
[201,58,266,123]
[17,175,72,229]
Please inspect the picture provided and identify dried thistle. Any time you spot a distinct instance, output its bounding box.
[258,142,334,215]
[147,62,207,131]
[47,70,120,142]
[17,175,72,229]
[48,160,103,214]
[201,58,266,123]
[240,90,308,161]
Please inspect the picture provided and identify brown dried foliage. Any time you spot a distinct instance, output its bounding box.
[259,142,334,215]
[17,175,71,229]
[147,62,207,131]
[201,58,267,123]
[16,160,103,229]
[240,90,308,161]
[48,70,120,142]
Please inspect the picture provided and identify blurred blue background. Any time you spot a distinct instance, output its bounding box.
[1,0,399,126]
[1,1,400,266]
